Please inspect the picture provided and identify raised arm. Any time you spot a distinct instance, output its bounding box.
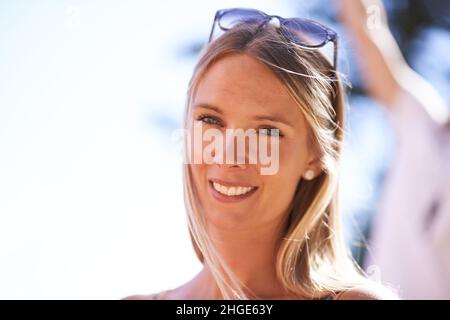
[337,0,449,124]
[337,0,403,106]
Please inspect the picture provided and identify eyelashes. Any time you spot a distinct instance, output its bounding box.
[196,114,222,126]
[194,114,284,137]
[258,127,282,137]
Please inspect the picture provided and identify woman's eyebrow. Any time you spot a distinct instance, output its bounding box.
[193,102,293,127]
[192,103,223,114]
[253,114,293,127]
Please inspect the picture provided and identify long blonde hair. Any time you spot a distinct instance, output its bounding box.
[182,22,374,299]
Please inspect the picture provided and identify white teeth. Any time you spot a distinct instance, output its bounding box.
[212,182,254,196]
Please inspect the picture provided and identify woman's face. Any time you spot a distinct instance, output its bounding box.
[188,53,319,230]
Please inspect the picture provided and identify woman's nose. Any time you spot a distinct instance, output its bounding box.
[211,128,250,169]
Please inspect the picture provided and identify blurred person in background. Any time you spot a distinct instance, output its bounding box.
[337,0,450,299]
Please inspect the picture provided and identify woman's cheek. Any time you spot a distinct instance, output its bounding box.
[278,141,306,182]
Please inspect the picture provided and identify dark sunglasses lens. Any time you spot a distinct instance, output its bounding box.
[282,19,329,47]
[219,9,265,30]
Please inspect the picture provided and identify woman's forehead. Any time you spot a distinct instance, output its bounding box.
[194,54,297,113]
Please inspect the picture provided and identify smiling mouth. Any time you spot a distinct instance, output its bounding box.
[212,181,256,196]
[208,179,258,202]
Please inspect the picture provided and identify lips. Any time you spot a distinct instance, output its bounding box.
[208,178,258,203]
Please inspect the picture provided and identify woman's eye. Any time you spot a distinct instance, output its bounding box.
[196,115,222,126]
[259,127,283,137]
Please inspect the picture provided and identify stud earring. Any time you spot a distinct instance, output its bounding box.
[304,170,315,181]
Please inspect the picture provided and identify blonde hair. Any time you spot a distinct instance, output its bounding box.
[182,22,375,299]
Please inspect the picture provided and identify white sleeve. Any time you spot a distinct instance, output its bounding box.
[384,88,444,177]
[387,88,447,147]
[429,163,450,287]
[388,88,450,293]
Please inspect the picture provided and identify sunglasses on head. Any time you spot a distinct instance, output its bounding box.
[208,8,339,70]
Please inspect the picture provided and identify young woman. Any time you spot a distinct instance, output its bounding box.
[125,8,397,300]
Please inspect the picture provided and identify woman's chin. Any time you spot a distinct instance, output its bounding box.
[205,210,254,230]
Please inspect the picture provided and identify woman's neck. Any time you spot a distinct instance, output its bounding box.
[197,218,290,299]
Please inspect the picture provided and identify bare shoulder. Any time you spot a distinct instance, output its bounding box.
[121,290,170,300]
[336,285,399,300]
[121,293,157,300]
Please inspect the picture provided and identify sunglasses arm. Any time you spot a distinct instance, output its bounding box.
[208,12,220,43]
[332,37,338,71]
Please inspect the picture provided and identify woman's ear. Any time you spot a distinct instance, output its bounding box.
[302,155,322,181]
